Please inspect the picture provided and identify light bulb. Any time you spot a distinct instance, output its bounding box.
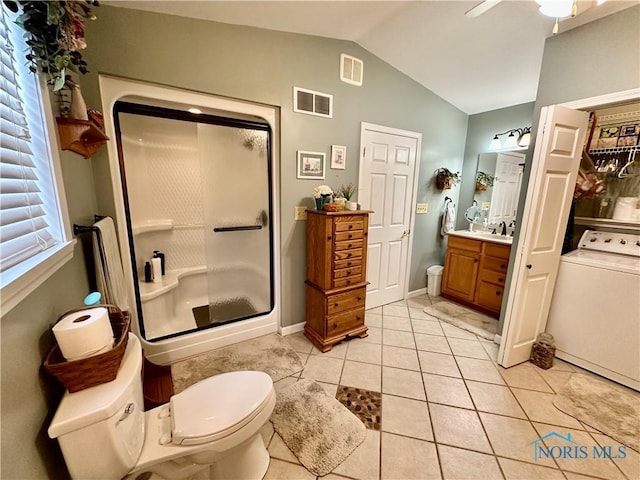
[537,0,573,18]
[489,135,502,150]
[504,132,518,149]
[518,131,531,148]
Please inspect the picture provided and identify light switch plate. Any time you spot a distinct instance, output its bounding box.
[416,203,428,214]
[295,206,307,220]
[481,202,491,211]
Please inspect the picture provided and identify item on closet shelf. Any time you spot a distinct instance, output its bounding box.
[529,333,556,370]
[440,197,456,237]
[612,197,640,222]
[144,261,153,283]
[153,250,166,275]
[151,257,162,283]
[83,292,102,306]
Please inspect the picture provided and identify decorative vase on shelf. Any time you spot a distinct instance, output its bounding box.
[68,81,88,121]
[346,201,358,211]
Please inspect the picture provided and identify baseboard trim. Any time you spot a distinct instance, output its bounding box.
[407,288,427,298]
[279,321,305,336]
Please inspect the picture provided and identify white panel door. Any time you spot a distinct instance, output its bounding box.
[499,105,589,367]
[488,152,525,225]
[359,125,419,308]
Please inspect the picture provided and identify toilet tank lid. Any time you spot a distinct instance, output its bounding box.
[48,334,142,439]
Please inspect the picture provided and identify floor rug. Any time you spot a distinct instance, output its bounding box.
[553,373,640,453]
[423,301,497,340]
[336,385,382,430]
[271,379,366,476]
[171,334,304,394]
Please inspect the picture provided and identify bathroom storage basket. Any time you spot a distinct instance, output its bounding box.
[43,304,131,393]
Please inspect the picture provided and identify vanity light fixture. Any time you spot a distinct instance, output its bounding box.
[188,108,202,114]
[489,126,531,150]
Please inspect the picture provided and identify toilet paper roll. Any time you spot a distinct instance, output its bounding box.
[52,308,115,361]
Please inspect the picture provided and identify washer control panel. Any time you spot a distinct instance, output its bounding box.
[579,230,640,257]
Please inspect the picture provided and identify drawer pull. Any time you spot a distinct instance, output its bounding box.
[347,270,351,275]
[334,303,339,308]
[500,264,507,269]
[348,234,353,239]
[498,277,504,283]
[346,280,351,285]
[495,291,501,296]
[333,323,338,329]
[328,236,332,240]
[356,316,361,321]
[347,253,352,258]
[349,225,353,230]
[348,261,352,266]
[348,243,352,248]
[474,259,478,263]
[358,296,362,301]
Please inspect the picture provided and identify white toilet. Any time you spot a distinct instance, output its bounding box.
[48,334,276,480]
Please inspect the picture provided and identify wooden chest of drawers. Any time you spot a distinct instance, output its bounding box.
[304,210,371,351]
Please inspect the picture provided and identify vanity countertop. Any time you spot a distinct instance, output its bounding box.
[448,230,513,245]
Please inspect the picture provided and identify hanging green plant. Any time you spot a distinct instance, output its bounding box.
[475,171,495,191]
[3,0,99,91]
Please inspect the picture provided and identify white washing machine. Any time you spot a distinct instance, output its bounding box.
[547,230,640,391]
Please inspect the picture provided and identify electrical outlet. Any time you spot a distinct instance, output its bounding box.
[416,203,428,214]
[294,206,307,220]
[481,202,491,211]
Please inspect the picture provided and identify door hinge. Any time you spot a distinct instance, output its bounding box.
[362,147,366,158]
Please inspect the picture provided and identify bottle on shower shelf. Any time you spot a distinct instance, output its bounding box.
[151,257,162,284]
[153,250,165,275]
[144,261,153,283]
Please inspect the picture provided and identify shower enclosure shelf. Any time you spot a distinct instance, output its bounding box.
[132,219,174,235]
[139,265,206,302]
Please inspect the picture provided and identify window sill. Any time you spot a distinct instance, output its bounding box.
[0,240,76,317]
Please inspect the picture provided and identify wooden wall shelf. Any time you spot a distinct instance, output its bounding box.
[56,113,109,159]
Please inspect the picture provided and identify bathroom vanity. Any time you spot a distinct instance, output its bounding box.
[442,231,512,318]
[304,210,371,351]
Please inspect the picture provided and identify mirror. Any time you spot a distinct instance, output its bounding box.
[472,150,526,225]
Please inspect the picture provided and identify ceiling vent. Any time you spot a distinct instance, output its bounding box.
[340,54,363,86]
[293,87,333,118]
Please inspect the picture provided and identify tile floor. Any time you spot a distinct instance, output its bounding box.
[259,294,639,480]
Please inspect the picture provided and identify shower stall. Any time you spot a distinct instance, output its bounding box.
[99,76,280,364]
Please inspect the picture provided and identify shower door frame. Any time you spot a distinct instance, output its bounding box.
[99,75,280,365]
[114,101,276,340]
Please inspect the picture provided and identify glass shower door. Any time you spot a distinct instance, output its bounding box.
[197,122,273,327]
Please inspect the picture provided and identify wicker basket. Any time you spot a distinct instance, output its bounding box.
[43,305,131,393]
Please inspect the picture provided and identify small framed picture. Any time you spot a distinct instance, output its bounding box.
[297,151,326,179]
[331,145,347,170]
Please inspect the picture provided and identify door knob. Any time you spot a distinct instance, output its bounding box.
[526,264,532,269]
[401,229,410,239]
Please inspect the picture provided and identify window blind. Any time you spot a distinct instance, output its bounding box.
[0,8,57,273]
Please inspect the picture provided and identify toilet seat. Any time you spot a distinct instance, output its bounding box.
[171,370,273,446]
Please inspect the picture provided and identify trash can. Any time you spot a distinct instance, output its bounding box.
[427,265,444,296]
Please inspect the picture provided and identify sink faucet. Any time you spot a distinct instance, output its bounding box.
[499,221,507,236]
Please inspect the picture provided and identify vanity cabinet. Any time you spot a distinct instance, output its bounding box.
[442,235,511,317]
[304,210,371,352]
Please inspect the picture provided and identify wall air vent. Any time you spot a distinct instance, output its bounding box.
[293,87,333,118]
[340,54,363,86]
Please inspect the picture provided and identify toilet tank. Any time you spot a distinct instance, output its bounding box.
[48,334,145,479]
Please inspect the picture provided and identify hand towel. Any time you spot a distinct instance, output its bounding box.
[92,217,131,311]
[441,202,456,237]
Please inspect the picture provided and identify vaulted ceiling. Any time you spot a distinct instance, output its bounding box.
[105,1,637,114]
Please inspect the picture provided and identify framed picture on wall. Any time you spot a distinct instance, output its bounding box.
[331,145,347,169]
[297,151,326,179]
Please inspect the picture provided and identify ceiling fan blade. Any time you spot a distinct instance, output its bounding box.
[465,0,504,18]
